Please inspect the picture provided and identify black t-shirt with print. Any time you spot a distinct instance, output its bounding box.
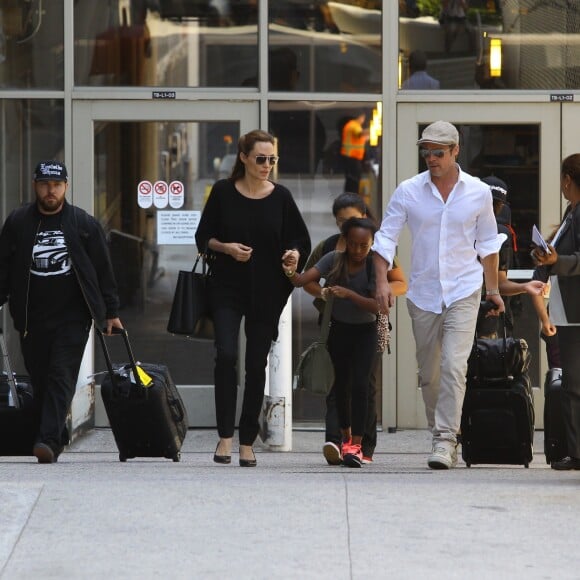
[27,212,91,330]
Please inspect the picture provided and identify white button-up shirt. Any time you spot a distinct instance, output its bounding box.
[372,166,501,313]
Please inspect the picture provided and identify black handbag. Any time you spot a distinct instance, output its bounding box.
[293,296,335,396]
[167,254,214,340]
[467,312,530,380]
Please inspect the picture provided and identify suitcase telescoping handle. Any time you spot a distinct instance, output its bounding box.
[0,328,20,409]
[96,327,144,392]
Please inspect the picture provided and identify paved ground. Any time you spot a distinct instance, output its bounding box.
[0,429,578,580]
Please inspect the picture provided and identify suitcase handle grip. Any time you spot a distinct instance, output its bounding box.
[96,327,144,392]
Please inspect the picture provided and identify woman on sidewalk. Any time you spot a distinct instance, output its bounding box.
[195,129,310,467]
[283,217,382,467]
[532,153,580,471]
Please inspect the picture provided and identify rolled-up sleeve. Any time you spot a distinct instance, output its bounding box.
[475,194,502,259]
[371,187,407,268]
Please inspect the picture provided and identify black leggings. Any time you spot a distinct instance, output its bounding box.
[212,306,276,445]
[327,320,377,437]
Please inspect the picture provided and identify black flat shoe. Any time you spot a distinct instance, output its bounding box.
[551,456,580,470]
[239,448,257,467]
[213,443,231,465]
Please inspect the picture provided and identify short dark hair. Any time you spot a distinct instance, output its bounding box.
[409,50,427,73]
[340,216,378,238]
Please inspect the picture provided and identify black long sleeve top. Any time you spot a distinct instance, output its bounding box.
[195,178,311,327]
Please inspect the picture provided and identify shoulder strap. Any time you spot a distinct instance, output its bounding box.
[366,252,373,281]
[318,295,334,344]
[322,234,340,256]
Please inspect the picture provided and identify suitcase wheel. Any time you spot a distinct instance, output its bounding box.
[119,454,127,462]
[172,452,181,462]
[524,463,529,468]
[466,463,471,468]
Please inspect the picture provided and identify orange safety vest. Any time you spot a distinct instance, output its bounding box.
[340,119,366,160]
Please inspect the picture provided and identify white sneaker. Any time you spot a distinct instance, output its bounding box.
[323,441,342,465]
[428,444,458,470]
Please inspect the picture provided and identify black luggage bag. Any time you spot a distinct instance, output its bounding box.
[98,328,188,462]
[543,367,567,464]
[0,329,36,456]
[461,309,535,468]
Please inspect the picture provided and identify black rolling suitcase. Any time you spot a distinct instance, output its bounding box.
[98,328,188,462]
[0,329,36,456]
[461,310,535,468]
[544,367,567,464]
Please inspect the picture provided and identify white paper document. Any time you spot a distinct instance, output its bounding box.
[532,224,551,254]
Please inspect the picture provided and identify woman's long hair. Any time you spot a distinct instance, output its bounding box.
[326,217,377,284]
[230,130,276,181]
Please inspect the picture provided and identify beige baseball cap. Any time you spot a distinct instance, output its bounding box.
[417,121,459,146]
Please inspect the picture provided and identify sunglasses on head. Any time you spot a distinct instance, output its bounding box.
[419,148,448,159]
[253,155,279,166]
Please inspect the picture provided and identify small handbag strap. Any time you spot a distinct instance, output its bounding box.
[192,252,213,276]
[318,294,334,344]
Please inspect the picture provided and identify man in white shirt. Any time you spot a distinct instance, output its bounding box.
[372,120,504,469]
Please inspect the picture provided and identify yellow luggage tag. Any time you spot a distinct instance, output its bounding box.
[134,365,153,387]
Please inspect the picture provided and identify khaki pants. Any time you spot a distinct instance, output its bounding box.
[407,289,480,445]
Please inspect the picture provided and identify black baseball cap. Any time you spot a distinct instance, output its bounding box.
[481,176,508,204]
[33,160,68,182]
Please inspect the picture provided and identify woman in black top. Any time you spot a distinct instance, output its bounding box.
[195,129,311,467]
[533,153,580,470]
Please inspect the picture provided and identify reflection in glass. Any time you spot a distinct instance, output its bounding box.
[269,1,381,93]
[0,0,64,89]
[93,121,239,385]
[0,99,64,216]
[75,0,258,87]
[400,1,580,90]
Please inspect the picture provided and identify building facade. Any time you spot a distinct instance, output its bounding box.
[1,0,577,430]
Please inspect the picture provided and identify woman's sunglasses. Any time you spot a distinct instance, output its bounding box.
[253,155,279,166]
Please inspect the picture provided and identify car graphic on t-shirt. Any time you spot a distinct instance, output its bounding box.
[31,230,72,277]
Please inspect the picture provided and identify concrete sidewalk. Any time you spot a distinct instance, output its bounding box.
[0,429,578,580]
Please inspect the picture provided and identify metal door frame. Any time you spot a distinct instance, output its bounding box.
[71,99,259,425]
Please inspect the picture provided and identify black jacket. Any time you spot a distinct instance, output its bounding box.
[534,203,580,323]
[0,200,120,333]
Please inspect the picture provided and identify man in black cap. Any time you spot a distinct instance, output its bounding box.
[0,160,122,463]
[478,175,544,337]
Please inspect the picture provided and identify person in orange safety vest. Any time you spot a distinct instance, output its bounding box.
[340,111,369,194]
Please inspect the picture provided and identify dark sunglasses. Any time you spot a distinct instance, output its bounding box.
[253,155,279,166]
[419,148,447,159]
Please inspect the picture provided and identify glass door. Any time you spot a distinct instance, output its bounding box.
[392,102,563,430]
[72,100,258,426]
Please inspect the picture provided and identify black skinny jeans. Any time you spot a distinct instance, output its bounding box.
[21,321,90,452]
[326,320,377,438]
[325,352,380,456]
[556,326,580,458]
[212,306,276,445]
